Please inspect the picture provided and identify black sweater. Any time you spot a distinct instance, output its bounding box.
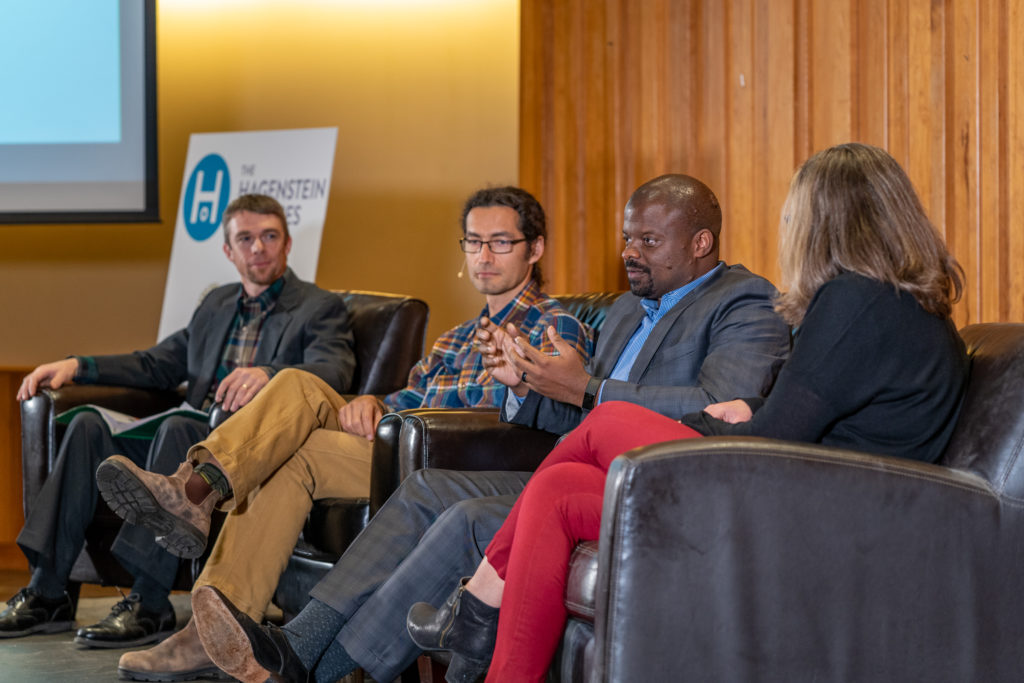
[681,272,968,463]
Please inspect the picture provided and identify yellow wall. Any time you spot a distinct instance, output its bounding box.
[0,0,519,367]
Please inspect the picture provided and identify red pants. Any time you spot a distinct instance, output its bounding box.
[483,401,702,682]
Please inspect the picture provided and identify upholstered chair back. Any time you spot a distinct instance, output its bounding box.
[939,323,1024,503]
[337,290,429,395]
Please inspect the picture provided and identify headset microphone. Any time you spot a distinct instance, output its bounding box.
[457,262,467,278]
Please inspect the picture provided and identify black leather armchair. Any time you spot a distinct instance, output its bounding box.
[20,290,428,591]
[389,323,1024,682]
[583,322,1024,681]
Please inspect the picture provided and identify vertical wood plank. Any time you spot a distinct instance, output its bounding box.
[695,0,729,202]
[810,0,854,148]
[854,0,889,147]
[793,0,813,162]
[977,0,1002,322]
[886,0,908,165]
[945,0,979,325]
[1006,0,1024,322]
[754,0,797,287]
[723,0,757,272]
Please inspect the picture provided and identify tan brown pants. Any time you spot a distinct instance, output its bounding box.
[187,368,372,619]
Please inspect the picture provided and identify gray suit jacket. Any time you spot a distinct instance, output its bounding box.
[506,264,790,435]
[87,268,355,408]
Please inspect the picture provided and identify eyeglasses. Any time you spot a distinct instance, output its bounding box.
[459,238,528,254]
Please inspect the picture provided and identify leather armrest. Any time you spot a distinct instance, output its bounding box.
[592,436,1017,682]
[369,412,404,514]
[27,384,185,420]
[396,407,561,480]
[21,384,185,518]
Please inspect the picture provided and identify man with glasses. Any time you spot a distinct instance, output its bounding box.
[3,194,354,649]
[101,185,592,681]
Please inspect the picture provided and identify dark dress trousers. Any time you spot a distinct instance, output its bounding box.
[17,268,354,594]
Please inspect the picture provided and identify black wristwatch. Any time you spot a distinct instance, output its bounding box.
[582,375,603,410]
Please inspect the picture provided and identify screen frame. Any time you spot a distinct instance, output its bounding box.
[0,0,159,225]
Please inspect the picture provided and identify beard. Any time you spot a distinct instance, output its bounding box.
[625,259,654,298]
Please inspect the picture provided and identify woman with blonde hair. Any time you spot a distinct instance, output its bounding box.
[406,142,970,682]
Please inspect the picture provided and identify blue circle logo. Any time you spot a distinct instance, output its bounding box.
[183,154,231,241]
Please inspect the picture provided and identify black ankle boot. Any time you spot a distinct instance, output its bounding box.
[406,578,498,683]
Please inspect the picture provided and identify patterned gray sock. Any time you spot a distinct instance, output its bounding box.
[282,598,349,670]
[312,640,360,683]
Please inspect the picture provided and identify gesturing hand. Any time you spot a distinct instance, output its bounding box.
[338,394,386,440]
[216,367,272,412]
[476,316,526,391]
[505,325,590,406]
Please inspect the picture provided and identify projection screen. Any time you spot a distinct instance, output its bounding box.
[0,0,158,223]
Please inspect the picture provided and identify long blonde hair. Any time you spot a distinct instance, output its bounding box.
[775,143,963,326]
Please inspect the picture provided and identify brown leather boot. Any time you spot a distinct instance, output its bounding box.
[192,586,309,683]
[96,456,219,559]
[118,618,232,681]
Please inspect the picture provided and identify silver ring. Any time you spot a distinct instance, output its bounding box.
[521,371,527,383]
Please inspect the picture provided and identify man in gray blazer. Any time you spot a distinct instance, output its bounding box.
[3,194,354,650]
[188,175,791,683]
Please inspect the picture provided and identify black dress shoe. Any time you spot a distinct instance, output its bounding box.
[0,588,75,638]
[191,585,308,683]
[74,593,175,649]
[407,578,498,683]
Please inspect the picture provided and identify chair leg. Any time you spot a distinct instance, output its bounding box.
[416,655,448,683]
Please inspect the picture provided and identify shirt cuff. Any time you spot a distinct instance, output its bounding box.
[741,396,765,414]
[503,386,524,419]
[74,356,98,383]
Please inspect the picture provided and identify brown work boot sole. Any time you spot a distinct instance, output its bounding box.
[96,457,208,559]
[117,666,233,682]
[191,587,274,683]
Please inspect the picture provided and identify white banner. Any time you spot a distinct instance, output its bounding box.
[157,127,338,341]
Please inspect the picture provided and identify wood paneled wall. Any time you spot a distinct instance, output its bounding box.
[521,0,1024,326]
[0,369,28,570]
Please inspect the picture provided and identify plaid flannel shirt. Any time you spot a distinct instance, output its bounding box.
[384,280,593,411]
[213,276,286,386]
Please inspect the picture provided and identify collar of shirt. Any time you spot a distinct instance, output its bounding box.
[238,274,285,315]
[605,262,724,384]
[638,261,724,323]
[483,279,545,328]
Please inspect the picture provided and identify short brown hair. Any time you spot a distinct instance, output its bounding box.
[775,143,963,325]
[221,194,289,244]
